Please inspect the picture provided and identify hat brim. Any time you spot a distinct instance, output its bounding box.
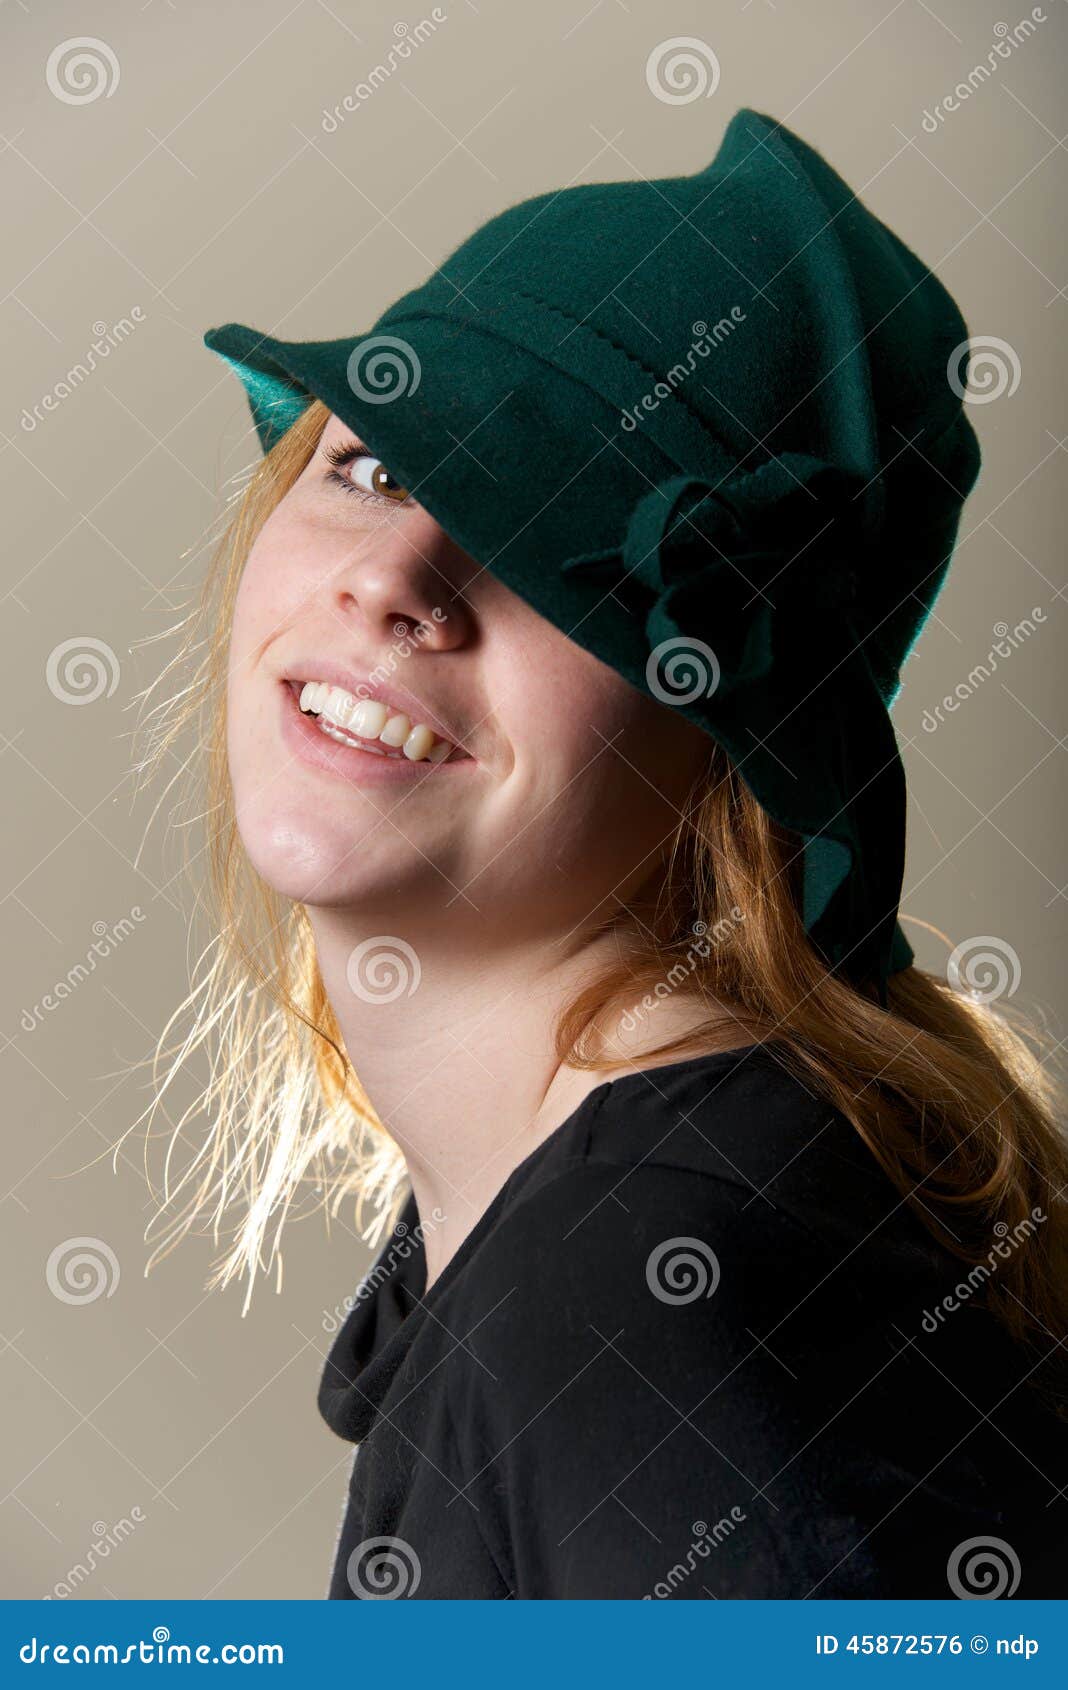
[205,314,703,697]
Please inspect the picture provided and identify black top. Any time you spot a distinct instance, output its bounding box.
[318,1043,1067,1598]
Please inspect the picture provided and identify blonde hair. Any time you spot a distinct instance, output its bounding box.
[130,398,1068,1405]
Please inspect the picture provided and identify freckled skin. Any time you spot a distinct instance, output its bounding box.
[227,412,711,937]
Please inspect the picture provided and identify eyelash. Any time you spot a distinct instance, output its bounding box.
[321,438,396,505]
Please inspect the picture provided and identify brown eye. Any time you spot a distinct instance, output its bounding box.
[349,454,409,503]
[322,437,413,505]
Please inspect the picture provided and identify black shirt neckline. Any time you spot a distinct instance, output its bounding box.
[319,1039,766,1442]
[398,1039,765,1314]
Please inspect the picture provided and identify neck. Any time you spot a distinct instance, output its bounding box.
[308,906,644,1286]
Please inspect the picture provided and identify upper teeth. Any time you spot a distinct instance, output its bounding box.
[298,681,455,763]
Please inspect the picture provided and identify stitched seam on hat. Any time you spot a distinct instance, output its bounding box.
[380,304,656,436]
[392,282,671,395]
[507,284,672,392]
[558,541,621,569]
[386,286,739,467]
[506,282,745,456]
[513,275,972,468]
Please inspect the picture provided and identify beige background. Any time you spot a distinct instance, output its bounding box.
[2,0,1064,1598]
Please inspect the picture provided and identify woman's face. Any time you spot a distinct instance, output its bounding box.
[226,411,711,940]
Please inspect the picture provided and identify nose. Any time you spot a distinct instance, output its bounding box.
[332,504,476,652]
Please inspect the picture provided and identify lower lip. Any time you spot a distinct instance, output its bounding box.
[278,681,473,788]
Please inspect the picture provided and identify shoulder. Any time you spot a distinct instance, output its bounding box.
[441,1153,850,1595]
[449,1120,860,1395]
[504,1041,941,1288]
[436,1055,1007,1596]
[581,1041,894,1215]
[440,1048,879,1427]
[447,1150,845,1425]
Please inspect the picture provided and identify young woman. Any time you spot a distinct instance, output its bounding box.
[139,108,1067,1598]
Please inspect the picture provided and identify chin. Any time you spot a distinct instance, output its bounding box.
[233,805,380,907]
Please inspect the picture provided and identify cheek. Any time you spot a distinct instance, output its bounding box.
[228,514,303,670]
[226,556,272,794]
[492,670,700,896]
[226,511,319,766]
[224,525,334,888]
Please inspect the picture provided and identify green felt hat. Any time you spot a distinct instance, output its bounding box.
[205,106,981,1002]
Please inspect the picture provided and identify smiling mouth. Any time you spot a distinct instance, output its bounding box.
[289,680,464,764]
